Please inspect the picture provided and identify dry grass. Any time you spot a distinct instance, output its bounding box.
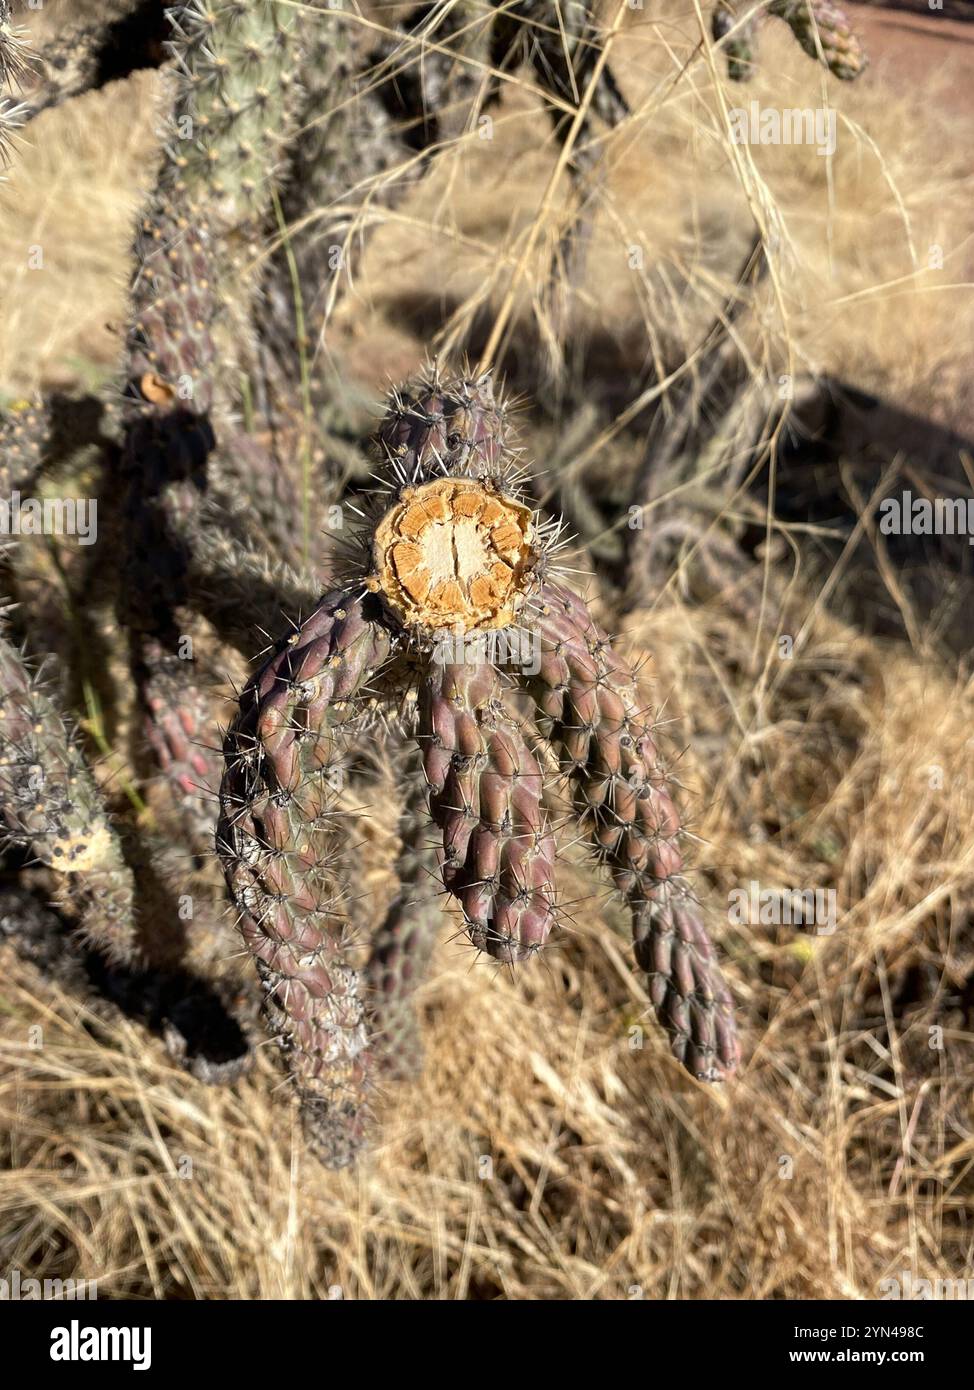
[0,38,160,394]
[335,3,974,425]
[1,1,972,1300]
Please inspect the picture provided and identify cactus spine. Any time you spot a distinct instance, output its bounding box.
[212,369,740,1164]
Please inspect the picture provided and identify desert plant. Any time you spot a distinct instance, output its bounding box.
[1,0,808,1167]
[217,367,740,1166]
[0,0,788,1171]
[712,0,866,82]
[0,630,139,963]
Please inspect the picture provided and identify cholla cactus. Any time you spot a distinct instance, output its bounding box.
[0,0,33,165]
[713,0,866,82]
[0,632,139,963]
[1,0,746,1172]
[711,1,758,83]
[118,1,307,849]
[769,0,866,81]
[218,368,741,1167]
[0,0,33,90]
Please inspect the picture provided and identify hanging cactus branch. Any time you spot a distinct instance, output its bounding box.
[216,368,740,1166]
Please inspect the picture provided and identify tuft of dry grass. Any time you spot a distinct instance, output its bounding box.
[334,3,974,428]
[0,70,160,395]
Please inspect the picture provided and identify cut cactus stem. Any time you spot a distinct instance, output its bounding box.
[213,371,739,1167]
[0,0,760,1178]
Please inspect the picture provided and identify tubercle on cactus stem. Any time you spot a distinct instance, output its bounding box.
[417,657,558,963]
